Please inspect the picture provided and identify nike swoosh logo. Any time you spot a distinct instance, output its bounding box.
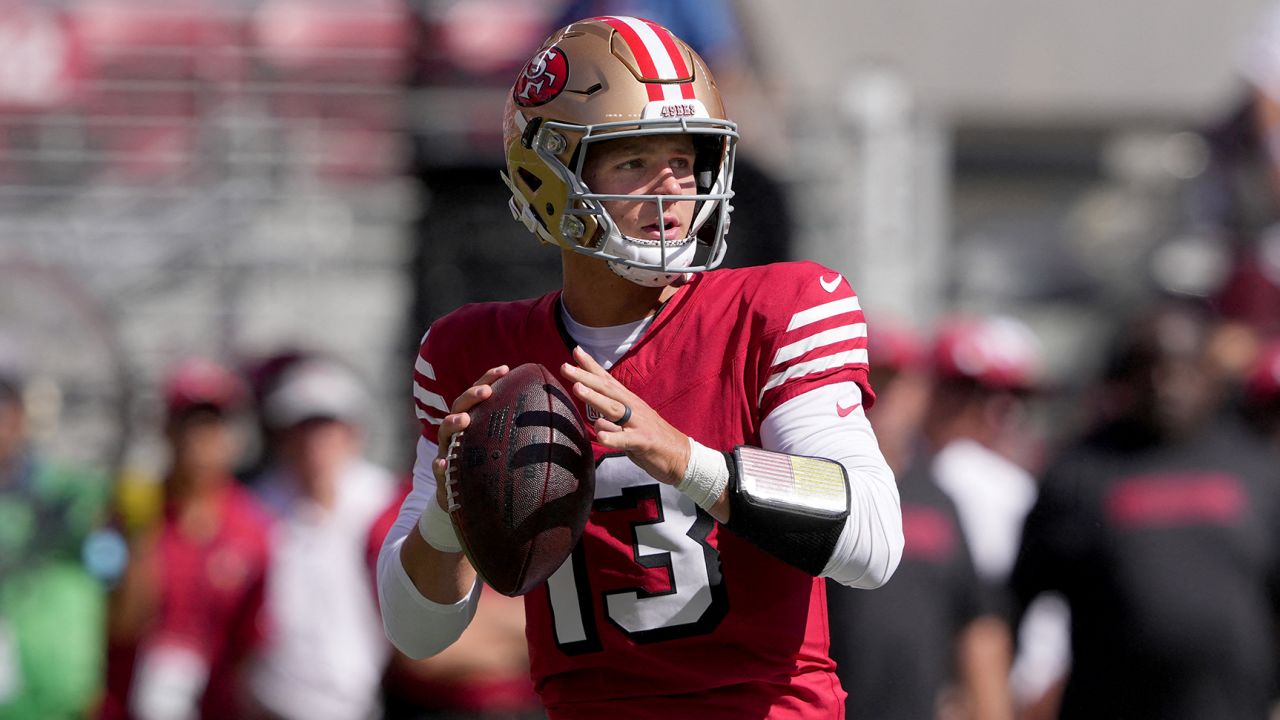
[820,274,842,293]
[836,401,862,417]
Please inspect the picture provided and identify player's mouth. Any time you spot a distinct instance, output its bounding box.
[640,218,683,240]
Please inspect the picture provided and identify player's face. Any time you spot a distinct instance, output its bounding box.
[582,135,698,242]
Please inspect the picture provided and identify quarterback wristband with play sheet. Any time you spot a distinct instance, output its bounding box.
[725,445,850,575]
[733,445,850,520]
[419,498,463,554]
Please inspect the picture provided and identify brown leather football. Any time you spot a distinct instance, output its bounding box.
[445,362,595,596]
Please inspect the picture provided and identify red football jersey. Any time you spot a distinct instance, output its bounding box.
[101,484,272,720]
[412,261,872,719]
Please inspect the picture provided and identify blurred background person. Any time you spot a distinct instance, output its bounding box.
[1012,301,1280,719]
[859,318,931,476]
[237,349,312,488]
[1202,1,1280,337]
[102,358,272,720]
[828,319,1011,720]
[246,356,397,720]
[367,486,544,720]
[920,315,1072,717]
[0,349,115,720]
[1239,339,1280,445]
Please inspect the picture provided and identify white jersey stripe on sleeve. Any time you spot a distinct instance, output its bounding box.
[771,323,867,367]
[414,404,443,425]
[758,349,870,404]
[414,355,436,381]
[786,296,862,332]
[413,383,449,414]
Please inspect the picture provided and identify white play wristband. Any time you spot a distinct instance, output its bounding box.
[418,499,462,553]
[677,437,730,513]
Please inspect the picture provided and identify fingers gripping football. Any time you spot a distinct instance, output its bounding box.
[431,365,510,511]
[561,346,691,486]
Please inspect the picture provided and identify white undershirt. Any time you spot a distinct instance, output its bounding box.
[377,320,902,659]
[559,304,651,370]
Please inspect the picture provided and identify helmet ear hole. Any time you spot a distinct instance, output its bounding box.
[518,168,543,193]
[544,203,555,216]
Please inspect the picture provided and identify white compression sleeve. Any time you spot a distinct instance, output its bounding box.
[376,435,482,659]
[760,381,903,588]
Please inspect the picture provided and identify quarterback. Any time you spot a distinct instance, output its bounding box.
[377,16,903,719]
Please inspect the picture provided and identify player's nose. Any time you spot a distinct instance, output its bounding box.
[654,168,686,195]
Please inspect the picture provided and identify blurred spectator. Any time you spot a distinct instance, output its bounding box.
[102,358,272,720]
[861,318,930,475]
[1240,338,1280,444]
[0,356,115,719]
[926,315,1044,591]
[1012,301,1280,718]
[247,357,397,720]
[921,315,1071,715]
[1200,2,1280,335]
[827,469,1004,719]
[236,349,312,486]
[828,318,1012,720]
[367,486,543,720]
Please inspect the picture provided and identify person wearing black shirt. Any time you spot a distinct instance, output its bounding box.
[1013,302,1280,719]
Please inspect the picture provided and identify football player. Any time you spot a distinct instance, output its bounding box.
[377,16,903,719]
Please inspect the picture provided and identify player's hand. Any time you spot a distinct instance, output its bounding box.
[561,346,690,486]
[432,365,510,510]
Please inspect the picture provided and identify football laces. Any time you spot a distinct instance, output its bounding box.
[444,431,464,512]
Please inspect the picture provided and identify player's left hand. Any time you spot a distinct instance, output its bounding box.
[561,346,690,486]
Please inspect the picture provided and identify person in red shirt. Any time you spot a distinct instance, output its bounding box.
[101,358,272,720]
[376,16,903,719]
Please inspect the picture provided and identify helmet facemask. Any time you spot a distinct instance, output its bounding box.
[527,115,737,287]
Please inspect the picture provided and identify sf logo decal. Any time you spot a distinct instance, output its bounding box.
[514,47,569,107]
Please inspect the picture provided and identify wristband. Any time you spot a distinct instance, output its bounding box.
[418,498,462,553]
[677,437,730,512]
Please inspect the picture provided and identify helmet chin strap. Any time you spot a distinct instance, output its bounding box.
[601,230,699,287]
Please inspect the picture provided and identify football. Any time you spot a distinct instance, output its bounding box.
[446,362,595,596]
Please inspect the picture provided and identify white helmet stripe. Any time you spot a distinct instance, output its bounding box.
[610,16,682,81]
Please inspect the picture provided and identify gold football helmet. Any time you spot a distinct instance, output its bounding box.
[501,16,738,286]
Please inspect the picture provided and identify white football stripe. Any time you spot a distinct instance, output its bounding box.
[771,323,867,366]
[414,355,436,381]
[413,383,448,413]
[614,16,680,80]
[758,349,870,405]
[415,404,442,425]
[786,296,861,332]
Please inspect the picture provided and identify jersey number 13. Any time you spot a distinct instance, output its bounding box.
[544,455,730,654]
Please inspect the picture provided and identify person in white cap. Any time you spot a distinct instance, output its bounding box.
[247,356,397,720]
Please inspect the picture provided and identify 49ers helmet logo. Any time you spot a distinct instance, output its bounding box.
[514,47,568,107]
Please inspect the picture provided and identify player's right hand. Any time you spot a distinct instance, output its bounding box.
[432,365,510,510]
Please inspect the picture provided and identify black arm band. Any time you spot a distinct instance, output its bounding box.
[722,446,850,576]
